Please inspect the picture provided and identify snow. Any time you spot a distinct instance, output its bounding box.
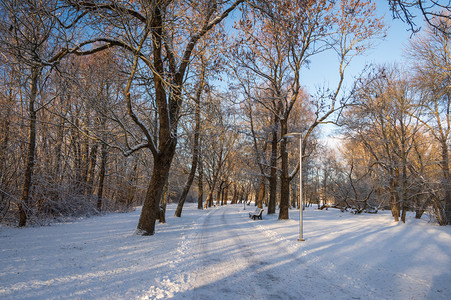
[1,203,450,299]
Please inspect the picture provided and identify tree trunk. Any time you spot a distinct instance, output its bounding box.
[415,197,425,219]
[231,184,238,204]
[389,168,400,222]
[0,111,9,173]
[53,115,65,182]
[72,119,84,192]
[279,120,290,220]
[205,182,215,208]
[137,149,174,235]
[268,116,278,214]
[444,190,451,225]
[440,140,451,224]
[159,177,168,223]
[216,181,223,206]
[205,164,221,208]
[400,163,408,223]
[125,160,138,209]
[223,184,228,205]
[400,120,409,223]
[19,66,40,227]
[175,77,202,217]
[97,143,108,212]
[257,178,265,209]
[0,102,11,220]
[174,134,199,214]
[197,149,204,210]
[78,132,90,194]
[86,143,98,196]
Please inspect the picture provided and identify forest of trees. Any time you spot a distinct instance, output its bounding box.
[0,0,450,235]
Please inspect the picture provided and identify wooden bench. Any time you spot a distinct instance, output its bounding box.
[249,208,264,220]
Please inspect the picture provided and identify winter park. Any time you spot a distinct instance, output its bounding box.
[1,1,451,299]
[1,203,451,299]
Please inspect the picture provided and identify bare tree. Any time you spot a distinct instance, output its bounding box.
[60,0,245,235]
[388,0,451,34]
[407,16,451,224]
[344,65,424,223]
[201,92,239,208]
[174,31,224,216]
[231,0,385,219]
[0,0,65,226]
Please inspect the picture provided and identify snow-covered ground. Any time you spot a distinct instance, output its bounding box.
[1,203,450,299]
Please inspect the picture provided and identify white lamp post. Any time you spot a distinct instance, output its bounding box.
[284,132,305,241]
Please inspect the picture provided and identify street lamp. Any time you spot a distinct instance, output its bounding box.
[284,132,305,241]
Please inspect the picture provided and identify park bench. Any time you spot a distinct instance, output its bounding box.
[249,207,264,220]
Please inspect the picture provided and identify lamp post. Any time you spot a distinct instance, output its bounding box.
[284,132,305,241]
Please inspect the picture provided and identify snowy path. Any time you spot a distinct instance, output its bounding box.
[1,203,450,299]
[182,206,371,300]
[191,206,303,299]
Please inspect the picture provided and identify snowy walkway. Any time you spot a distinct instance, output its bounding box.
[188,206,352,299]
[1,203,450,299]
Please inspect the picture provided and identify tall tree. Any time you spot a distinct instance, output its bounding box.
[231,0,385,219]
[174,29,225,216]
[407,16,451,224]
[344,66,422,223]
[174,62,204,217]
[62,0,245,235]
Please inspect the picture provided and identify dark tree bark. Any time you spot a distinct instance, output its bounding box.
[86,143,98,196]
[389,168,400,222]
[97,143,108,212]
[216,181,224,206]
[197,144,204,210]
[137,149,175,235]
[19,66,40,227]
[0,98,11,220]
[279,119,290,219]
[441,140,451,224]
[205,178,217,208]
[223,183,229,205]
[80,133,90,194]
[268,116,278,214]
[231,184,238,204]
[159,177,168,223]
[175,72,203,217]
[53,115,65,182]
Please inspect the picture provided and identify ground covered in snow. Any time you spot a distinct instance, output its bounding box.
[1,203,450,299]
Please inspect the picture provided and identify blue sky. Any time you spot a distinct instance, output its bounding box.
[302,9,419,95]
[224,2,425,140]
[224,2,421,95]
[300,4,426,140]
